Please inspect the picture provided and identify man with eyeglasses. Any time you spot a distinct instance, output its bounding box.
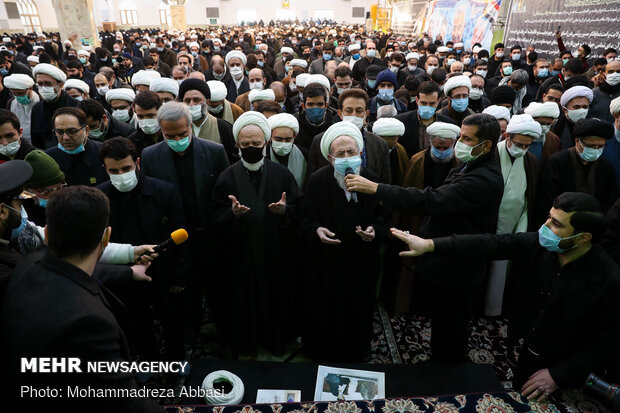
[537,118,617,226]
[438,75,474,126]
[45,107,108,187]
[30,64,78,150]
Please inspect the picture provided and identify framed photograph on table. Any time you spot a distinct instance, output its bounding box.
[314,365,386,402]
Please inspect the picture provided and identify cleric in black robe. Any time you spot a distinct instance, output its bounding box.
[537,119,618,226]
[302,121,388,362]
[211,112,303,357]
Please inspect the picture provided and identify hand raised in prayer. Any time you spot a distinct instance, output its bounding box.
[317,227,342,245]
[390,228,435,257]
[134,244,158,264]
[345,174,379,194]
[521,369,558,402]
[268,192,287,215]
[131,262,152,282]
[229,195,251,217]
[355,226,375,242]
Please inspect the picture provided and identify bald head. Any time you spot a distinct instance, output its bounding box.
[606,60,620,74]
[189,71,206,81]
[248,68,265,84]
[270,81,286,103]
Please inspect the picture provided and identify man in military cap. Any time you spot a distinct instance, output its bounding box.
[0,159,32,284]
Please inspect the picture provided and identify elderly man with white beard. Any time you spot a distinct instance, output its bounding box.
[485,114,541,317]
[302,121,388,362]
[211,111,303,358]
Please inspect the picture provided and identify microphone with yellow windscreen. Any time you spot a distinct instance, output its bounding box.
[150,229,189,254]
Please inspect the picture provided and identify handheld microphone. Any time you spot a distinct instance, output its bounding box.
[141,229,189,259]
[345,167,358,203]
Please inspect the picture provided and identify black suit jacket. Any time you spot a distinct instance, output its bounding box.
[1,251,164,411]
[46,139,109,187]
[140,137,230,229]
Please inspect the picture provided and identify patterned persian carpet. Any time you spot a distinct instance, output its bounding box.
[157,306,611,412]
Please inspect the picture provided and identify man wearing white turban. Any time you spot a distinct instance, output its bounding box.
[346,112,505,362]
[63,79,90,101]
[303,120,387,362]
[4,74,39,143]
[31,63,79,149]
[206,80,243,125]
[150,77,179,104]
[105,88,138,129]
[485,114,541,316]
[553,85,594,149]
[438,75,474,126]
[211,110,302,357]
[523,101,562,167]
[482,104,511,135]
[266,113,307,187]
[372,118,409,185]
[225,50,250,102]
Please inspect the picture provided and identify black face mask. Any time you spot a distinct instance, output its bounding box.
[240,146,264,164]
[2,204,22,233]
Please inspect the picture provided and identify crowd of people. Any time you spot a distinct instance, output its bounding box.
[0,20,619,410]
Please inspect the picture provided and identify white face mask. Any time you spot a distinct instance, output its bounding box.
[271,140,294,156]
[138,118,160,135]
[463,57,471,65]
[39,86,58,102]
[343,115,364,129]
[97,85,109,96]
[606,72,620,86]
[475,69,487,77]
[230,66,243,79]
[496,51,504,58]
[566,108,588,123]
[408,64,417,72]
[189,103,205,121]
[426,65,437,75]
[112,109,131,122]
[109,169,138,192]
[207,104,224,114]
[289,82,297,92]
[538,124,551,140]
[249,81,264,90]
[469,88,483,101]
[507,141,527,158]
[389,66,399,74]
[0,139,20,156]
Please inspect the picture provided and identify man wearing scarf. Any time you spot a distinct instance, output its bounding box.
[266,113,308,188]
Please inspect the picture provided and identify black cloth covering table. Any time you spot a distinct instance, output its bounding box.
[183,359,504,405]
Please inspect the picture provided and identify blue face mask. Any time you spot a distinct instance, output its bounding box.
[447,48,453,52]
[537,68,549,78]
[57,142,85,155]
[367,79,376,89]
[333,155,362,175]
[0,68,8,76]
[8,205,28,241]
[551,70,561,77]
[167,136,191,152]
[418,105,436,119]
[37,197,47,208]
[79,57,87,64]
[257,61,264,67]
[538,224,581,253]
[323,53,332,61]
[451,97,469,112]
[431,145,453,160]
[456,49,462,54]
[578,143,604,162]
[352,53,360,60]
[378,88,394,101]
[305,107,326,124]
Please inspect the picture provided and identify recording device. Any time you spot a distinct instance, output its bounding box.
[345,167,358,203]
[140,229,189,259]
[584,373,620,412]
